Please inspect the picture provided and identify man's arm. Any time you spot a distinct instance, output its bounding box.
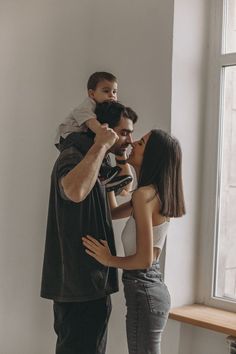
[107,192,132,219]
[61,125,118,203]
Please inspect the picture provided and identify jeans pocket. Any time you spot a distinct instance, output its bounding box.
[144,282,171,315]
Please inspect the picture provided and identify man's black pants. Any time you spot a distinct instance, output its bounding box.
[53,296,112,354]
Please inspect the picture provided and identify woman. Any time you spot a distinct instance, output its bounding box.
[82,129,186,354]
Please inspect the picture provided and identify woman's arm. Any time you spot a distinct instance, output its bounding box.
[83,188,155,269]
[107,191,132,219]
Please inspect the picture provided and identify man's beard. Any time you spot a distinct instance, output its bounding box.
[114,150,124,156]
[113,145,128,156]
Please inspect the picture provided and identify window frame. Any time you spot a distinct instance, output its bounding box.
[199,0,236,312]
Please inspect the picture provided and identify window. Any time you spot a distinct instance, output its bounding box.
[201,0,236,311]
[224,0,236,53]
[214,0,236,303]
[215,65,236,301]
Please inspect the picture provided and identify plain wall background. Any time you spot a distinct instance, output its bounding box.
[0,1,231,354]
[163,1,229,354]
[0,1,173,353]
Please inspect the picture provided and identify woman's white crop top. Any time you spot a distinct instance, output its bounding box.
[121,216,169,257]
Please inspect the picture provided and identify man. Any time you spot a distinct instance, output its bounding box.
[41,101,138,354]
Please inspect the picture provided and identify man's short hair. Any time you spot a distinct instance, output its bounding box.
[87,72,117,91]
[95,101,138,129]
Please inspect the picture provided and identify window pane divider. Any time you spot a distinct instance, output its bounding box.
[220,53,236,66]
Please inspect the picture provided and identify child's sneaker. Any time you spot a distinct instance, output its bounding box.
[106,175,133,193]
[99,166,121,186]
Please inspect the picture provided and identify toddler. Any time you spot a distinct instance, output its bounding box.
[55,72,132,194]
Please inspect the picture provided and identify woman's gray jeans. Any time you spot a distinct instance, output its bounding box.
[122,262,171,354]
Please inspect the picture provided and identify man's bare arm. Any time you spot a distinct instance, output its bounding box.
[61,125,118,203]
[107,191,132,219]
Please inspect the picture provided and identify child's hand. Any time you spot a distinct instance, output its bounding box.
[82,235,112,267]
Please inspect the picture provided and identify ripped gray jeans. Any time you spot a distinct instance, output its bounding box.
[122,262,171,354]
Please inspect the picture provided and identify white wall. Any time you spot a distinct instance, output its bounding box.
[166,0,209,307]
[0,2,91,353]
[84,0,174,139]
[1,1,231,354]
[0,1,174,353]
[162,1,229,354]
[163,322,228,354]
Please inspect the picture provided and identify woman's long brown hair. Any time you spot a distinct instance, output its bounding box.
[138,129,186,217]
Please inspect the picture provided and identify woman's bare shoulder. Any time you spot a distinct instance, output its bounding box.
[132,185,157,203]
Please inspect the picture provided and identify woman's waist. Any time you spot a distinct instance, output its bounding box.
[122,261,163,283]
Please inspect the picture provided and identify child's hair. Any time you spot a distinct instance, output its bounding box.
[95,101,138,129]
[87,72,117,91]
[138,129,186,218]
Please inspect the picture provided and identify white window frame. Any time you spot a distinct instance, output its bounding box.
[199,0,236,312]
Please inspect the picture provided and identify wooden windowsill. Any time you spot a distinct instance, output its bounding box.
[169,304,236,337]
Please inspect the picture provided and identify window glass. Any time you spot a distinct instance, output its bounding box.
[214,65,236,301]
[223,0,236,53]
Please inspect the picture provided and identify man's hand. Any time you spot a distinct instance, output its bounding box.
[61,124,118,203]
[94,124,119,151]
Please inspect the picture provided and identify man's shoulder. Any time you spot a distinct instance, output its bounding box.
[55,146,82,166]
[59,132,94,155]
[54,146,84,178]
[59,145,82,158]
